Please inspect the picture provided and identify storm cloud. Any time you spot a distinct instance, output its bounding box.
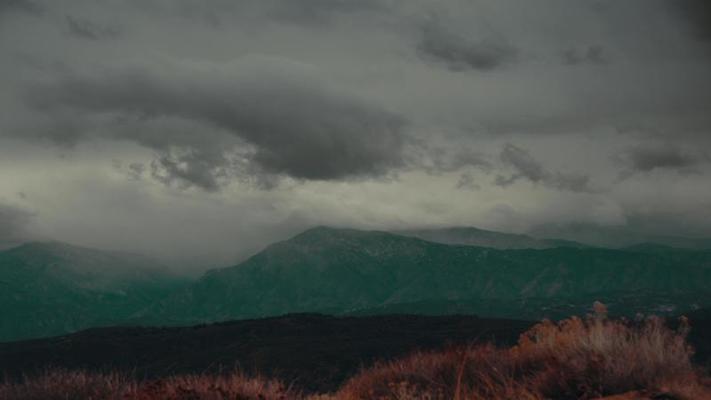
[496,144,592,193]
[65,16,120,40]
[673,0,711,42]
[417,21,517,72]
[561,45,607,66]
[0,202,33,242]
[0,0,40,15]
[615,144,702,174]
[0,0,709,266]
[24,58,407,189]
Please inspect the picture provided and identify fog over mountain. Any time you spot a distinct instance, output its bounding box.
[1,0,710,268]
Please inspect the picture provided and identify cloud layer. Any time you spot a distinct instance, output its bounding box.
[0,0,709,266]
[24,58,407,189]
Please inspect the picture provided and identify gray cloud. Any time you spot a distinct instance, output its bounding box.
[0,202,33,242]
[23,58,408,189]
[496,144,592,192]
[0,0,710,266]
[150,148,229,192]
[266,0,390,26]
[417,21,517,72]
[561,45,607,66]
[615,143,701,174]
[421,147,491,175]
[0,0,40,15]
[673,0,711,42]
[65,16,120,40]
[129,0,390,28]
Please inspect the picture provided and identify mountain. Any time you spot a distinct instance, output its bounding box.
[0,314,532,393]
[394,226,588,249]
[530,223,711,250]
[143,227,711,325]
[0,241,188,342]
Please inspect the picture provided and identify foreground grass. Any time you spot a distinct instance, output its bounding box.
[0,370,297,400]
[2,306,710,400]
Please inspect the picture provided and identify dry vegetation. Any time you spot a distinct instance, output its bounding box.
[336,303,711,400]
[2,304,709,400]
[0,370,298,400]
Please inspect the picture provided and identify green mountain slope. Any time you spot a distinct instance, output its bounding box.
[0,242,188,341]
[143,227,711,325]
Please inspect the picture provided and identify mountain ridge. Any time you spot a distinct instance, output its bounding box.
[141,226,711,326]
[393,226,590,249]
[0,241,188,342]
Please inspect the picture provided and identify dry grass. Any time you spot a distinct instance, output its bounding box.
[0,369,299,400]
[336,305,711,400]
[2,305,709,399]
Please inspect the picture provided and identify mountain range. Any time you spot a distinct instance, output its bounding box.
[141,227,711,325]
[394,226,588,249]
[1,226,710,341]
[0,242,187,342]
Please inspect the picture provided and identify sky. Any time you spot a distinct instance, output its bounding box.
[0,0,710,268]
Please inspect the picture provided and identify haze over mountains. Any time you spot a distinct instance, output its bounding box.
[1,226,710,341]
[0,242,187,342]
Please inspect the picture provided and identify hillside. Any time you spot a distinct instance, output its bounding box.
[0,313,708,397]
[0,314,531,393]
[142,227,711,325]
[530,224,711,250]
[0,242,188,342]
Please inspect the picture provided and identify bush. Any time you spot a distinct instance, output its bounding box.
[336,307,710,400]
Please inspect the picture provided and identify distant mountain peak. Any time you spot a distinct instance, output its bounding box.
[393,226,586,250]
[288,226,391,245]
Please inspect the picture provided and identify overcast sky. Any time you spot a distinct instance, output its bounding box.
[1,0,710,267]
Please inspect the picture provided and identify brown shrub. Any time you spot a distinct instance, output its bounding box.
[0,369,299,400]
[0,369,135,400]
[337,308,711,400]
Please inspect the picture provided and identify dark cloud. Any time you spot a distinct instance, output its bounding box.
[417,21,517,72]
[673,0,711,41]
[496,144,592,192]
[561,45,607,66]
[0,202,33,242]
[150,148,231,192]
[421,147,491,175]
[615,144,701,174]
[130,0,389,28]
[65,16,120,40]
[1,0,710,263]
[455,173,480,190]
[499,144,546,183]
[23,60,408,189]
[0,0,40,15]
[126,163,145,180]
[266,0,389,26]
